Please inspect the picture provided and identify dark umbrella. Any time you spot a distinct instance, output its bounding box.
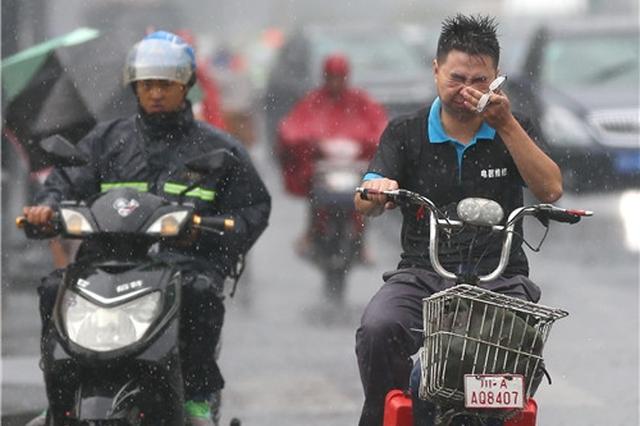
[2,27,138,171]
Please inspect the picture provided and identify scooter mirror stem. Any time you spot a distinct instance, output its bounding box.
[58,168,81,200]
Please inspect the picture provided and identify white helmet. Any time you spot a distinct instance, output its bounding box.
[123,31,196,87]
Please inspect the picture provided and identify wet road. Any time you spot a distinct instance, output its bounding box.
[2,140,638,425]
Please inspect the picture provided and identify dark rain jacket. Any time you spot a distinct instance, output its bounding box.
[36,104,271,277]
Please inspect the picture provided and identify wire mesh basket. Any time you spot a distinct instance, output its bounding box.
[419,284,568,416]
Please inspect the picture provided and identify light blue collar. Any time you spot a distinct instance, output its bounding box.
[427,97,496,144]
[427,97,496,180]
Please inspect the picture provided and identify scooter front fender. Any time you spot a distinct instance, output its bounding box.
[71,372,184,425]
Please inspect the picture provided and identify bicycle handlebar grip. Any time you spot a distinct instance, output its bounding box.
[548,210,581,224]
[358,188,370,201]
[356,187,388,201]
[566,209,594,217]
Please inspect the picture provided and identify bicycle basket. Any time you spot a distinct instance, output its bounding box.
[419,284,568,413]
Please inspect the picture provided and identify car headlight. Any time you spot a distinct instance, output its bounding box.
[145,211,189,236]
[60,209,94,235]
[62,290,162,352]
[541,105,595,147]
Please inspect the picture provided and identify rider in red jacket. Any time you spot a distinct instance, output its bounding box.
[277,54,388,258]
[278,54,387,196]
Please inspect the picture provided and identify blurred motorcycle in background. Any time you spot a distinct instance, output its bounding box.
[308,138,368,302]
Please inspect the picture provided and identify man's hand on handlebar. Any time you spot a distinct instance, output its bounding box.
[23,206,55,227]
[354,178,399,216]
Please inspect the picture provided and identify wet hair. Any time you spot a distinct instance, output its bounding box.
[436,14,500,67]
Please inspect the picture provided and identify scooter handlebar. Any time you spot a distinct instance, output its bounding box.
[192,215,235,233]
[15,216,26,229]
[15,214,61,239]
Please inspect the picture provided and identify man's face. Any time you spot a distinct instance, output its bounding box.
[324,73,348,97]
[136,79,187,114]
[433,50,498,118]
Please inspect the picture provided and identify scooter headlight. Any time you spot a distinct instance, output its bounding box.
[145,211,189,236]
[62,290,162,352]
[60,209,94,235]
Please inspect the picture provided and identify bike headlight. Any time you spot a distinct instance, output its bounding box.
[145,211,189,236]
[62,290,162,352]
[60,209,94,235]
[541,105,595,147]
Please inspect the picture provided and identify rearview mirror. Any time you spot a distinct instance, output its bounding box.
[40,135,88,167]
[457,198,504,226]
[185,149,239,175]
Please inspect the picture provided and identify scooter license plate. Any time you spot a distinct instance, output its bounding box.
[464,374,525,409]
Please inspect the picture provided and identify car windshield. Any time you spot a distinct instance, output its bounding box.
[541,32,639,89]
[310,31,424,82]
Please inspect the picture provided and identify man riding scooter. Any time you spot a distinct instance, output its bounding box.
[23,30,271,426]
[277,54,387,264]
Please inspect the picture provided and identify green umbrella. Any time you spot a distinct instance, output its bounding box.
[2,27,100,105]
[1,27,139,171]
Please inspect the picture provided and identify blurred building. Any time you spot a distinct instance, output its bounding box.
[1,0,47,58]
[503,0,637,15]
[38,0,636,46]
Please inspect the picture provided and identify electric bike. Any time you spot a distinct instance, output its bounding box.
[356,187,592,426]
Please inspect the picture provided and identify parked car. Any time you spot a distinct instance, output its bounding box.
[263,24,434,146]
[505,17,639,192]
